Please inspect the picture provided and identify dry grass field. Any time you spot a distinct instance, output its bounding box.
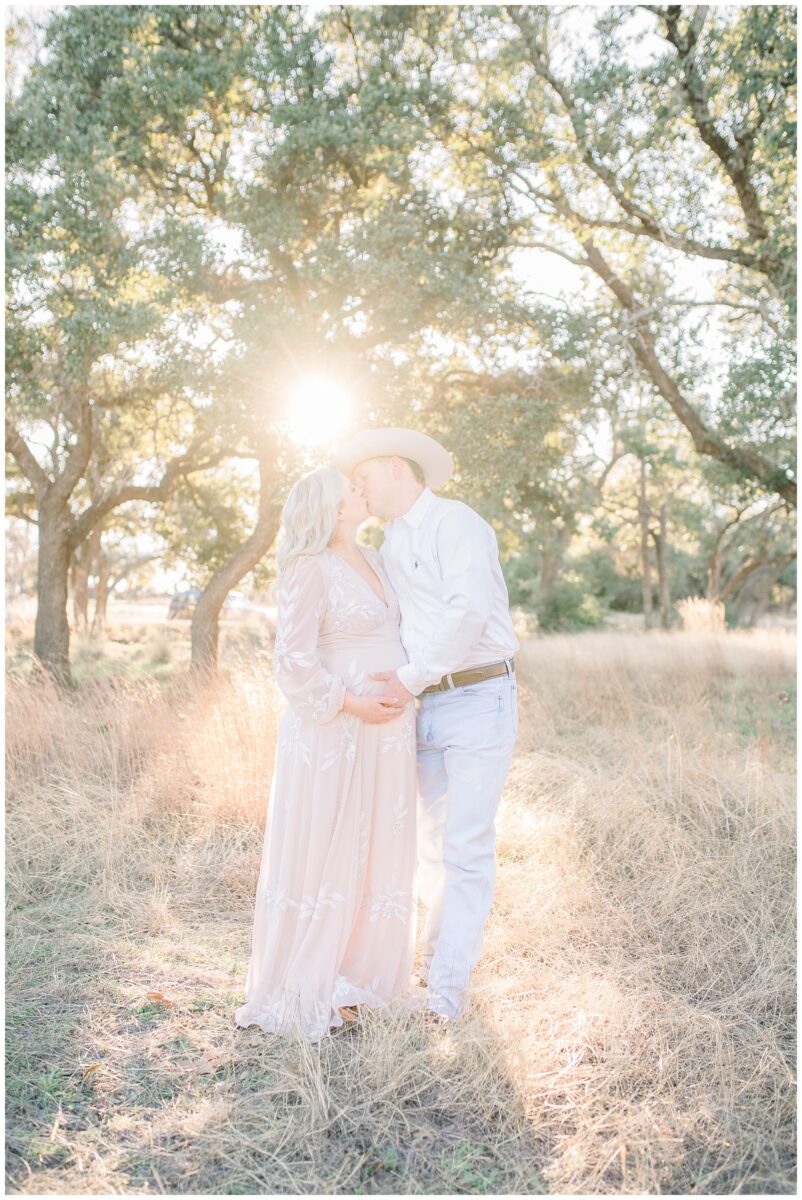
[5,622,797,1195]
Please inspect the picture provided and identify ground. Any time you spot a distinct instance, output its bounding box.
[5,607,797,1194]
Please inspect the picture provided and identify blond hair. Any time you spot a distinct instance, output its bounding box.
[275,466,344,575]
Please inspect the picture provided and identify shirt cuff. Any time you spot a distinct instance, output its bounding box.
[396,662,430,697]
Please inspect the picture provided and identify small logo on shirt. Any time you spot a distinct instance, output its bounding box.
[413,560,419,569]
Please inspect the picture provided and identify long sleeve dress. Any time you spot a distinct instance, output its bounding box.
[234,546,418,1041]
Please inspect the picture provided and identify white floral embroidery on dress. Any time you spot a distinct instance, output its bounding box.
[379,715,412,754]
[275,645,317,673]
[327,572,346,612]
[256,886,299,912]
[401,711,415,754]
[392,793,408,835]
[283,714,311,767]
[298,882,347,920]
[325,554,389,631]
[330,974,383,1007]
[356,808,371,876]
[367,885,412,924]
[319,723,358,772]
[346,658,369,694]
[331,977,352,1003]
[311,693,333,722]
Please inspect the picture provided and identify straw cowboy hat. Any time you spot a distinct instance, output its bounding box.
[333,427,454,490]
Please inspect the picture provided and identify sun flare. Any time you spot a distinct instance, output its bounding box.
[283,376,352,448]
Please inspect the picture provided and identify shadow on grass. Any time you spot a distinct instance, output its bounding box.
[5,896,548,1195]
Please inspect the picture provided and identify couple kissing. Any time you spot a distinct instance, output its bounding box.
[235,427,519,1041]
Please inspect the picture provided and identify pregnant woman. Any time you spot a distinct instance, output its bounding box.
[235,466,417,1041]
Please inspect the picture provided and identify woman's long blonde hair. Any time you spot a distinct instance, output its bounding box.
[275,466,344,575]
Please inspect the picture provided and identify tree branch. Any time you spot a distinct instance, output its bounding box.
[190,431,282,670]
[514,239,587,267]
[719,551,796,604]
[507,5,772,277]
[579,236,796,506]
[5,420,50,499]
[5,492,39,524]
[67,436,228,550]
[658,5,771,243]
[51,400,94,505]
[505,164,757,269]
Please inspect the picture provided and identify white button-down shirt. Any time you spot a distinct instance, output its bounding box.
[380,488,519,696]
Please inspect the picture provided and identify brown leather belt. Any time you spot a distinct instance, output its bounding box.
[421,657,515,696]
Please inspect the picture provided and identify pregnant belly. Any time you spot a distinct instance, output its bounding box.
[320,635,409,695]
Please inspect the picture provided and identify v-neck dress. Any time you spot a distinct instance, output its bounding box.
[235,545,417,1041]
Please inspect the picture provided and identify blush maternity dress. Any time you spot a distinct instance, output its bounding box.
[235,546,418,1041]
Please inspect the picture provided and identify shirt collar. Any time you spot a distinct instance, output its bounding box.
[399,487,435,529]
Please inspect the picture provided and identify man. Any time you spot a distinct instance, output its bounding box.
[334,428,519,1021]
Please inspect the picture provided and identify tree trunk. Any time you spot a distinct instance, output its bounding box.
[707,543,723,602]
[539,547,559,607]
[83,524,101,635]
[732,572,758,627]
[7,411,218,681]
[538,525,569,606]
[70,544,90,632]
[747,569,777,628]
[651,500,672,628]
[91,537,110,634]
[734,562,789,628]
[190,435,281,674]
[34,498,73,685]
[638,458,654,630]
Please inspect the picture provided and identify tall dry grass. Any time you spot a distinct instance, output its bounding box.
[5,628,796,1194]
[676,596,726,631]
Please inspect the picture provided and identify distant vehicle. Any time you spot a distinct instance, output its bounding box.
[167,588,272,623]
[168,589,202,619]
[223,591,253,611]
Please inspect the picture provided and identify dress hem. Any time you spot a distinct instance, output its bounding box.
[234,979,425,1042]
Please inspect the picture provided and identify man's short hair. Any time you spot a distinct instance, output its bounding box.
[401,457,426,485]
[376,455,425,485]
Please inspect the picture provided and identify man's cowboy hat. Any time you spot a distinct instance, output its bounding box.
[333,427,453,490]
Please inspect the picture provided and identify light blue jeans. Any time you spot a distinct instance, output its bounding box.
[415,669,518,1017]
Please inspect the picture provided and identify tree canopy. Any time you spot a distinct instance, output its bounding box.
[5,4,796,678]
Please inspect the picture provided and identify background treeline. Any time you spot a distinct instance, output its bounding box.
[5,4,796,683]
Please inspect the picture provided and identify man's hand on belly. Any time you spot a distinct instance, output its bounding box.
[371,671,414,705]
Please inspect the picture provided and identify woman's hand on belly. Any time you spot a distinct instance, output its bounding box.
[369,670,414,706]
[342,690,409,724]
